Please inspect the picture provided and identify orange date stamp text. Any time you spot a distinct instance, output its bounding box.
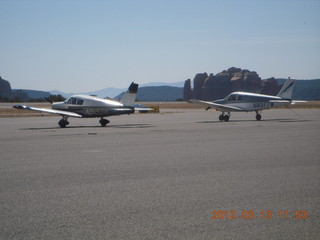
[211,210,308,220]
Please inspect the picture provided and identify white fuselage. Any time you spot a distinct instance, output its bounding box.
[52,95,134,118]
[214,92,291,112]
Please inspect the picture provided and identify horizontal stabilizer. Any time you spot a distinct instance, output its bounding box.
[269,100,292,104]
[291,100,307,103]
[134,107,154,111]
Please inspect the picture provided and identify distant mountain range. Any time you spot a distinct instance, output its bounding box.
[11,79,320,101]
[141,81,184,88]
[49,81,185,99]
[50,82,184,98]
[114,86,183,102]
[49,88,125,99]
[1,75,320,102]
[290,79,320,100]
[12,89,51,99]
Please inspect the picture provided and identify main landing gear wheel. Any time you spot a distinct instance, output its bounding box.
[58,119,69,128]
[99,118,110,127]
[256,114,261,121]
[219,114,230,122]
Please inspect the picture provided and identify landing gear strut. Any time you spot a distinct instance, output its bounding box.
[255,111,262,121]
[99,118,110,127]
[58,116,69,128]
[219,112,230,122]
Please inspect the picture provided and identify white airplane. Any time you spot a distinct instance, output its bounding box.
[13,82,150,128]
[188,78,300,121]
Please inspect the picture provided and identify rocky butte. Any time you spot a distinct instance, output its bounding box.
[0,76,12,99]
[183,67,282,101]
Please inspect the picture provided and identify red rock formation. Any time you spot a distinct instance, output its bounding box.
[185,67,264,100]
[193,73,208,100]
[260,77,281,96]
[0,76,12,98]
[183,79,193,100]
[202,73,231,100]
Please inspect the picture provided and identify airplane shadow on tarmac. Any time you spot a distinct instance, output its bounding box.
[20,123,154,131]
[195,118,311,124]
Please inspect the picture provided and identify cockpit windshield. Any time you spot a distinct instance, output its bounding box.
[227,94,237,101]
[226,93,264,102]
[65,97,84,105]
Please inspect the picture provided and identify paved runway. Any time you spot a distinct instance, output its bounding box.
[1,109,319,239]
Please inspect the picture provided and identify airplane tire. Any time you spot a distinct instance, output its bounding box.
[99,119,110,127]
[58,119,69,128]
[256,114,261,121]
[219,114,224,121]
[224,115,229,122]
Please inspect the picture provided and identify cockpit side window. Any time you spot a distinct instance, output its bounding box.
[76,99,84,105]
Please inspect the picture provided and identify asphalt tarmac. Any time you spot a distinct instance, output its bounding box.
[1,109,319,240]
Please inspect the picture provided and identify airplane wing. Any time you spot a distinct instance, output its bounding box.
[13,105,83,118]
[187,99,243,112]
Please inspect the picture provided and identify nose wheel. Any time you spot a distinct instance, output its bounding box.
[256,114,261,121]
[58,117,69,128]
[99,118,110,127]
[255,111,262,121]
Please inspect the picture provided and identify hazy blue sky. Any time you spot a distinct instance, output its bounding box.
[1,0,320,92]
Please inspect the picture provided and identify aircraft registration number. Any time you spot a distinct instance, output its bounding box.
[252,102,269,108]
[85,108,107,116]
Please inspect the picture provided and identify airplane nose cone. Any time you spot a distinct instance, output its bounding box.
[52,102,66,110]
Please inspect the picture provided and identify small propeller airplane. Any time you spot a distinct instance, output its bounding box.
[188,77,302,121]
[13,82,151,128]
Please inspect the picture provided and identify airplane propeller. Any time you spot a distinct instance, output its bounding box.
[44,97,53,104]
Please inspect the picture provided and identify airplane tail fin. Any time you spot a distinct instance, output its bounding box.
[277,77,294,99]
[120,82,139,106]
